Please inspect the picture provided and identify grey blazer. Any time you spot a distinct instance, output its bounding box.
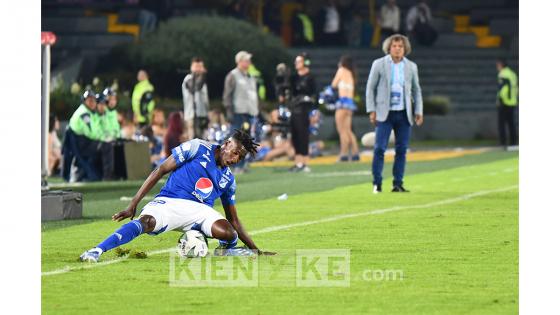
[365,55,423,125]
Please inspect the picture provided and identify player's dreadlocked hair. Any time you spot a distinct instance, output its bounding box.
[232,129,259,157]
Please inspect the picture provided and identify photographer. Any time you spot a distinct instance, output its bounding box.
[182,56,210,140]
[288,52,316,172]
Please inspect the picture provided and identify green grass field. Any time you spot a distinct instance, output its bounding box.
[42,150,518,314]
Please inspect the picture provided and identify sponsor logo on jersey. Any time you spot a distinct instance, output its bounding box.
[200,161,207,168]
[192,177,213,202]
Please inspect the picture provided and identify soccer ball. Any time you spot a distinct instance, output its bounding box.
[177,230,209,258]
[360,131,395,147]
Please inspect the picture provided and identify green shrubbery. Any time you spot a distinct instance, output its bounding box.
[97,15,291,102]
[423,95,451,115]
[49,77,133,120]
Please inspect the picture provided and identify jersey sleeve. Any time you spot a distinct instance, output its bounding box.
[171,139,200,167]
[220,179,237,207]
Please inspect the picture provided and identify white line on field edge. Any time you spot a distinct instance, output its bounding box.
[42,185,518,277]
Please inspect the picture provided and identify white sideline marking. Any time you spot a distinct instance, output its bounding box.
[42,185,517,277]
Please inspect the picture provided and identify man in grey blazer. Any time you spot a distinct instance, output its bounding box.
[365,34,423,193]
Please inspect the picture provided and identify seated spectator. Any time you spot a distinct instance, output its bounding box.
[254,109,295,162]
[206,109,230,143]
[254,109,325,162]
[151,108,166,139]
[140,125,164,167]
[161,111,186,158]
[48,113,62,176]
[118,111,137,140]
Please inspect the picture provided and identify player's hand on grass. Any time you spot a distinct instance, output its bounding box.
[112,206,137,221]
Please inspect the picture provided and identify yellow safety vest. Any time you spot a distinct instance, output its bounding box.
[498,67,518,106]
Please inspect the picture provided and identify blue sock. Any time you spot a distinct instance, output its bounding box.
[96,220,144,252]
[218,232,238,249]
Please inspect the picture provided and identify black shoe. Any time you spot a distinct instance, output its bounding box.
[392,185,409,192]
[373,184,382,194]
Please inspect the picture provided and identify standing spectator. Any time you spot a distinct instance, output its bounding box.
[48,114,62,176]
[331,55,360,162]
[162,111,186,158]
[366,34,423,193]
[223,51,259,135]
[292,8,315,46]
[223,51,259,173]
[318,0,342,46]
[379,0,401,40]
[132,69,155,128]
[182,56,210,140]
[289,52,317,172]
[496,58,518,147]
[406,0,437,46]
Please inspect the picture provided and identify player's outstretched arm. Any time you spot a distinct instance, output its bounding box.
[223,204,276,256]
[112,156,178,221]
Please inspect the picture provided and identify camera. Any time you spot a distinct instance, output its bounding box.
[274,63,291,102]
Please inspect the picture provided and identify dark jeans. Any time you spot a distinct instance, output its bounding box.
[498,105,518,146]
[372,110,411,187]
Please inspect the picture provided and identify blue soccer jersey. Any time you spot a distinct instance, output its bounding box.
[156,139,236,207]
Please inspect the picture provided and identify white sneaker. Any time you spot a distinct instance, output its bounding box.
[79,248,102,263]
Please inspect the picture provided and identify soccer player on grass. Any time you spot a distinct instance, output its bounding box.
[80,130,275,262]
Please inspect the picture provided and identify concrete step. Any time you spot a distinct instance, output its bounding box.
[42,16,108,33]
[55,34,134,49]
[489,18,519,36]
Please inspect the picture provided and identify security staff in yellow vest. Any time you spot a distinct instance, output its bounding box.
[496,58,518,146]
[132,69,155,128]
[63,90,103,181]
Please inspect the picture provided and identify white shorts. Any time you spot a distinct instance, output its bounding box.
[139,197,225,238]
